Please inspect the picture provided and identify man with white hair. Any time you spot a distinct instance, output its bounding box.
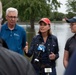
[0,7,26,55]
[0,2,36,75]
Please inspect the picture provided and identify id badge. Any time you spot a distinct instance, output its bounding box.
[44,68,52,73]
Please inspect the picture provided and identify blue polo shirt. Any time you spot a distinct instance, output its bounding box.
[0,23,26,55]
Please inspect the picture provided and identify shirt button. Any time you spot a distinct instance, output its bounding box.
[48,44,50,46]
[10,34,12,36]
[37,44,38,46]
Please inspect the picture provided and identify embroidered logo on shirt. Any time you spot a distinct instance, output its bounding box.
[14,33,19,36]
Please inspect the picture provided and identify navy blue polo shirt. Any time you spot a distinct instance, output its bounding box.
[0,23,26,55]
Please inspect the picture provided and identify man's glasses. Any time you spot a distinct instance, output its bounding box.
[7,16,18,19]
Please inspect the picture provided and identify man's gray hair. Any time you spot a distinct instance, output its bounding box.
[6,7,18,16]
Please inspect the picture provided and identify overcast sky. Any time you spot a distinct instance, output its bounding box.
[57,0,67,14]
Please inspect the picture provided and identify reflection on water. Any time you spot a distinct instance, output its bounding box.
[20,23,74,75]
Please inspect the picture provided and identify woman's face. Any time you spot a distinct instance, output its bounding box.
[39,22,50,33]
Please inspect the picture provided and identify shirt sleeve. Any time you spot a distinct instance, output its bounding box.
[64,38,71,51]
[54,36,59,60]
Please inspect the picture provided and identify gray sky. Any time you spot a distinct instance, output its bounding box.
[58,0,67,13]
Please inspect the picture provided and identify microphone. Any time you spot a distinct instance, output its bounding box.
[34,44,45,63]
[37,44,45,52]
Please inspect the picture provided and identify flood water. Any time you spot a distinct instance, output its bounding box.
[21,22,74,75]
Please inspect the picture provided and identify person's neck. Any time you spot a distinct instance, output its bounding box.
[42,32,48,37]
[42,33,48,43]
[8,24,15,30]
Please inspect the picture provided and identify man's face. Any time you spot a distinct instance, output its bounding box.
[70,23,76,33]
[6,11,18,26]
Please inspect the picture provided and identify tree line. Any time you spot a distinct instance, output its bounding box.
[1,0,76,29]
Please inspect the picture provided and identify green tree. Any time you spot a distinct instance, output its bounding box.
[50,12,65,21]
[1,0,60,29]
[66,12,76,18]
[66,0,76,13]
